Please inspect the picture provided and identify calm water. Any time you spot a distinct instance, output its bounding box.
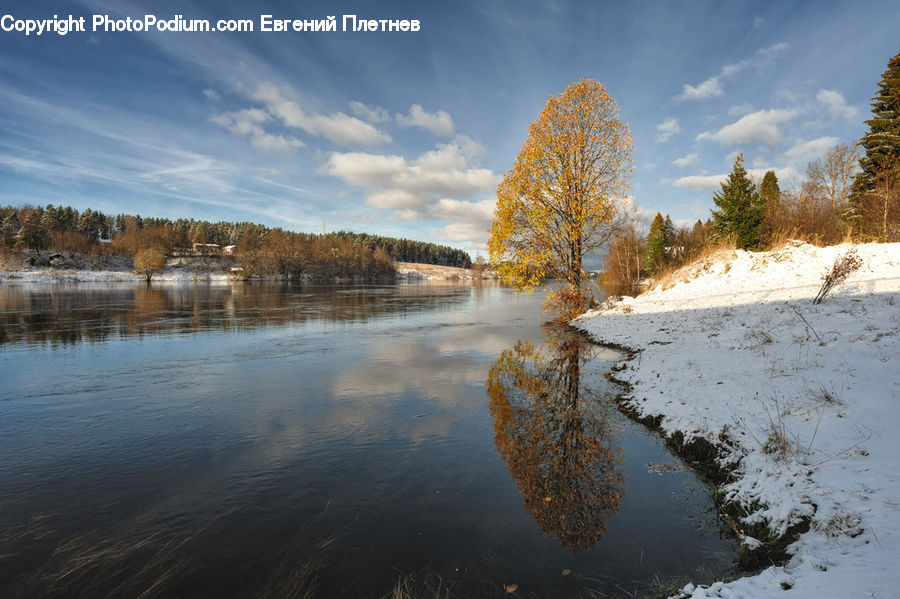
[0,282,735,598]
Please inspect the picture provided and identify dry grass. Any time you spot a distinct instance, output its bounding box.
[646,239,738,292]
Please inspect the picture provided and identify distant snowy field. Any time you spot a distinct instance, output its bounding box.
[574,242,899,598]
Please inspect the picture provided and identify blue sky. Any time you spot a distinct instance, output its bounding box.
[1,0,898,256]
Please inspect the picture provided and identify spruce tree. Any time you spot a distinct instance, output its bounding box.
[760,170,780,206]
[17,210,46,250]
[663,215,675,246]
[711,153,765,249]
[851,49,900,202]
[644,212,666,275]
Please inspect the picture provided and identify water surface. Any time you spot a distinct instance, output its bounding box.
[0,281,735,597]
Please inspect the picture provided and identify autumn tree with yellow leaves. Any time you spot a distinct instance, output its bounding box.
[488,79,633,319]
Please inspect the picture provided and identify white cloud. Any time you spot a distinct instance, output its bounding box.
[349,101,390,123]
[671,174,727,192]
[250,83,391,147]
[671,165,799,192]
[396,104,455,137]
[325,141,497,247]
[656,118,680,142]
[203,89,220,102]
[747,166,799,186]
[673,152,700,168]
[432,198,495,245]
[324,137,499,218]
[784,136,839,164]
[677,76,723,100]
[210,109,304,152]
[697,108,798,148]
[816,90,858,121]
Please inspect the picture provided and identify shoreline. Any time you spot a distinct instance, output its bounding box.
[593,337,807,575]
[572,241,900,598]
[0,262,499,284]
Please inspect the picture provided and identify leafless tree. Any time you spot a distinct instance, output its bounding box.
[806,143,859,211]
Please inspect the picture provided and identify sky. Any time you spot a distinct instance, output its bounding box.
[1,0,898,258]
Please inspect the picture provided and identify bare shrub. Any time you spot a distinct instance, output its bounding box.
[763,181,844,248]
[112,226,185,257]
[813,248,863,304]
[47,231,96,254]
[600,222,645,297]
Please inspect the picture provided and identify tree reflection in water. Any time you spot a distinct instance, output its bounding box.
[487,324,625,552]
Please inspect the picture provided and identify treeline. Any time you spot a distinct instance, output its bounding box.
[0,205,472,269]
[328,231,472,268]
[235,232,395,281]
[602,214,713,297]
[0,204,268,252]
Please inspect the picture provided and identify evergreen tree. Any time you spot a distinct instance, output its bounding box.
[760,170,780,205]
[663,214,675,247]
[1,214,21,247]
[711,153,765,249]
[692,219,705,238]
[851,49,900,202]
[644,212,666,275]
[17,210,46,250]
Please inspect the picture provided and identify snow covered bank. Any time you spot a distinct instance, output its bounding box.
[573,242,900,598]
[0,269,232,284]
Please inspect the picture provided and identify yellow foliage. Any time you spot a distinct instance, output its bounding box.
[488,79,633,318]
[133,247,167,282]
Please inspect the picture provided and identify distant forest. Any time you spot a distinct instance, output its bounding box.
[0,204,472,269]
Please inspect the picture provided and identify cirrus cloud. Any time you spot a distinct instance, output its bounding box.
[210,109,304,152]
[251,84,391,147]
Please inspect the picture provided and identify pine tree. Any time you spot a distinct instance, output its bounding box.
[711,153,765,249]
[663,215,675,246]
[17,210,47,250]
[760,170,780,205]
[644,212,667,275]
[851,49,900,201]
[1,214,21,247]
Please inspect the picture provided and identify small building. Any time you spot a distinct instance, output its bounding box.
[192,243,220,255]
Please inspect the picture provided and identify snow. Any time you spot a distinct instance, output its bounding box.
[0,269,231,284]
[572,242,900,598]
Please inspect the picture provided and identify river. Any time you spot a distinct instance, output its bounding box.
[0,281,735,598]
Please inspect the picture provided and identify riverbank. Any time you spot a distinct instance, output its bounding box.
[0,260,496,284]
[572,241,899,598]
